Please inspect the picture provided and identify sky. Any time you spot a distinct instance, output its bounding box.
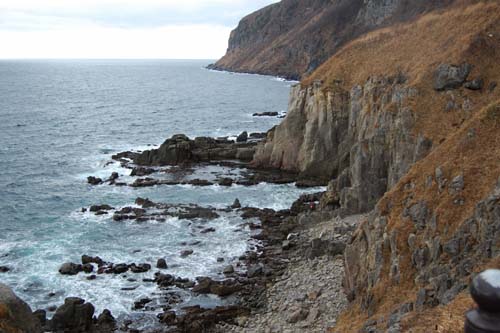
[0,0,280,59]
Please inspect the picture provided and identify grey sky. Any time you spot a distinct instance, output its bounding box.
[0,0,280,58]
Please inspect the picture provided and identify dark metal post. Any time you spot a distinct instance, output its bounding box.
[465,269,500,332]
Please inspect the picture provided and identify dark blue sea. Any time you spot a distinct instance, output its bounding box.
[0,60,319,327]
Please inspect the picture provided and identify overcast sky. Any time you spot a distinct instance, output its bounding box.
[0,0,279,59]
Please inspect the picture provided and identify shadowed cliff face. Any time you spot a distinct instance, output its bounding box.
[252,77,430,214]
[251,0,500,216]
[212,0,456,79]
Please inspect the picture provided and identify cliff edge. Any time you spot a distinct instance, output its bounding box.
[211,0,456,79]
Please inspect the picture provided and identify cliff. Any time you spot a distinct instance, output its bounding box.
[252,1,500,215]
[248,2,500,329]
[211,0,457,79]
[339,100,500,332]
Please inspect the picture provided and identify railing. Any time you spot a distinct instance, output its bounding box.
[465,269,500,332]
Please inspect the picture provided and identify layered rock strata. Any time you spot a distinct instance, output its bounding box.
[252,78,431,214]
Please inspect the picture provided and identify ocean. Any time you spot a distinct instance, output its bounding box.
[0,60,319,328]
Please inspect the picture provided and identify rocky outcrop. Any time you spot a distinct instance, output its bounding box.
[211,0,456,79]
[338,101,500,332]
[0,283,41,333]
[252,78,431,213]
[132,134,258,166]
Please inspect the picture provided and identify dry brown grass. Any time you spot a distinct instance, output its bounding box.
[303,1,500,144]
[333,100,500,332]
[301,2,500,332]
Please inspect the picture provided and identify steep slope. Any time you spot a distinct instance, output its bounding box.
[251,1,500,215]
[339,100,500,332]
[211,0,457,79]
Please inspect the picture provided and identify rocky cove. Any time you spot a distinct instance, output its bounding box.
[2,1,500,333]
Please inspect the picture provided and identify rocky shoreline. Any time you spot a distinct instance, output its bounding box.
[1,130,342,333]
[3,195,357,333]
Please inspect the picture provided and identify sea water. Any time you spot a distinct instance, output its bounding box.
[0,60,318,326]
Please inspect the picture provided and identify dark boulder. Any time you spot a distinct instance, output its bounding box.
[129,263,151,273]
[0,266,10,273]
[81,255,104,266]
[59,263,82,275]
[87,176,103,185]
[112,264,129,274]
[89,205,114,212]
[157,258,168,269]
[82,264,94,274]
[236,131,248,142]
[50,298,94,332]
[231,199,242,209]
[95,309,116,332]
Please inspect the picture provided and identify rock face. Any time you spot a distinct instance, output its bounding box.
[252,78,431,213]
[211,0,454,79]
[340,102,500,331]
[133,134,257,166]
[0,283,41,333]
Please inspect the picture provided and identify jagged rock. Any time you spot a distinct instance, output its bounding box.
[89,204,113,212]
[33,309,46,326]
[433,63,472,91]
[129,263,151,273]
[223,265,235,275]
[231,198,241,209]
[236,131,248,142]
[112,264,129,274]
[50,298,94,332]
[87,176,103,185]
[130,167,155,177]
[82,255,104,266]
[157,258,168,269]
[0,283,42,333]
[132,134,256,166]
[0,266,9,273]
[59,262,82,275]
[82,264,94,274]
[95,309,116,331]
